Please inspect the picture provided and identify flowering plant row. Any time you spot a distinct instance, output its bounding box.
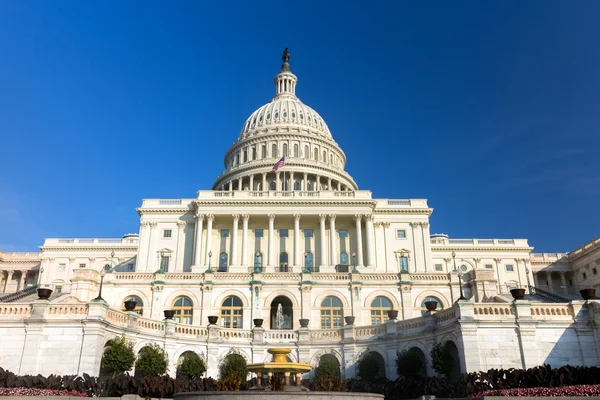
[471,383,600,397]
[0,387,88,397]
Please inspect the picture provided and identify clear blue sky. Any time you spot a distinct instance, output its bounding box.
[0,1,598,253]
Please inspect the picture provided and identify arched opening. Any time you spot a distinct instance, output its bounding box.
[221,295,243,329]
[320,296,343,328]
[358,351,386,381]
[304,252,314,271]
[172,296,193,324]
[279,252,288,272]
[315,354,340,378]
[304,145,309,159]
[270,295,293,330]
[254,251,263,273]
[272,144,277,158]
[122,295,144,315]
[219,252,228,272]
[370,296,392,325]
[293,144,299,157]
[313,148,318,160]
[397,347,427,378]
[269,181,276,191]
[294,181,300,190]
[420,296,444,316]
[283,143,288,157]
[220,353,247,381]
[176,351,205,380]
[444,341,461,380]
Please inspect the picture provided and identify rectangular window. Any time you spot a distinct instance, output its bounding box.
[434,264,443,271]
[163,229,172,238]
[252,147,257,160]
[396,229,406,239]
[56,286,63,294]
[255,229,263,238]
[280,229,289,237]
[593,268,598,275]
[339,229,348,238]
[160,256,169,272]
[399,256,409,272]
[127,263,135,271]
[58,263,66,271]
[79,263,86,268]
[485,264,493,269]
[304,229,313,238]
[220,229,229,238]
[583,272,587,280]
[505,264,514,272]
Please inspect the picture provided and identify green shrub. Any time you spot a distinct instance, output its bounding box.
[430,342,453,378]
[357,353,381,382]
[177,353,206,380]
[100,336,136,378]
[135,344,169,377]
[220,354,247,382]
[396,348,425,378]
[315,354,340,378]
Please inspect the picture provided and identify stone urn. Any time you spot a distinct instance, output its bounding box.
[163,309,175,319]
[425,300,438,312]
[124,300,137,311]
[253,318,264,328]
[510,288,526,300]
[387,309,399,320]
[37,288,53,300]
[299,318,310,328]
[208,315,219,325]
[344,316,355,326]
[580,288,597,300]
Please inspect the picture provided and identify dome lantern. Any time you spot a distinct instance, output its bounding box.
[274,48,298,100]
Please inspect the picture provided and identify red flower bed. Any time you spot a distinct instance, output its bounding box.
[0,387,89,397]
[471,384,600,397]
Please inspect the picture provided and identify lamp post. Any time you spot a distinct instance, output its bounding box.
[525,267,532,294]
[94,266,109,301]
[303,251,309,273]
[208,251,213,272]
[457,270,466,301]
[255,251,262,273]
[352,252,357,273]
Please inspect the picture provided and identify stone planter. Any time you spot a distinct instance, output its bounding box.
[510,288,526,300]
[344,316,355,325]
[208,315,219,325]
[37,288,53,300]
[163,309,175,319]
[425,300,438,312]
[299,318,309,328]
[580,288,596,300]
[124,300,137,311]
[387,309,399,320]
[253,318,264,328]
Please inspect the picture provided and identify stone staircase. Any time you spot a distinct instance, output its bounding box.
[0,286,64,303]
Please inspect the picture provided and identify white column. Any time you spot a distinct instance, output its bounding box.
[354,214,364,268]
[303,172,308,191]
[294,214,301,269]
[319,214,327,269]
[148,222,158,271]
[364,215,375,268]
[238,177,242,190]
[276,172,281,191]
[250,175,254,191]
[329,214,337,266]
[262,173,267,191]
[192,214,204,270]
[175,221,187,272]
[241,214,249,268]
[204,215,214,267]
[268,214,275,269]
[231,214,239,267]
[137,222,151,271]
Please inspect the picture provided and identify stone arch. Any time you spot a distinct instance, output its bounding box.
[120,289,150,309]
[363,290,400,309]
[313,290,350,308]
[173,345,206,363]
[217,347,251,366]
[263,289,300,308]
[213,289,250,308]
[413,290,450,309]
[398,342,428,377]
[133,340,156,354]
[310,349,343,368]
[163,289,201,309]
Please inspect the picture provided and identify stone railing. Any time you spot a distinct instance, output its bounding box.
[163,273,202,281]
[314,273,351,281]
[195,190,374,201]
[136,317,166,332]
[359,274,398,281]
[114,273,155,280]
[409,274,449,281]
[530,304,572,319]
[354,325,386,338]
[43,237,139,246]
[0,304,32,318]
[219,328,252,340]
[175,325,208,337]
[310,329,342,341]
[212,273,252,281]
[433,307,457,325]
[261,273,302,281]
[45,304,88,318]
[473,304,514,317]
[106,309,129,326]
[264,330,298,342]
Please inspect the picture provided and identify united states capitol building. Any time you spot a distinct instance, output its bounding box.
[1,51,599,380]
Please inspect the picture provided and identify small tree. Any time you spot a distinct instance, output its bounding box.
[430,342,453,378]
[396,348,425,378]
[315,355,340,378]
[357,352,381,382]
[101,336,136,378]
[220,354,247,382]
[135,344,169,377]
[177,352,207,380]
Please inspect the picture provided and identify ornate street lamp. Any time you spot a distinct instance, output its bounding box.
[525,266,532,295]
[351,252,358,273]
[255,251,262,273]
[303,251,310,273]
[94,266,110,301]
[457,270,466,301]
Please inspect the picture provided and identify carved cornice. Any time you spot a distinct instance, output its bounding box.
[194,200,376,207]
[39,246,138,252]
[374,209,433,216]
[138,208,190,216]
[431,246,534,253]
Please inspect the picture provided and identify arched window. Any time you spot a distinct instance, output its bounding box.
[269,181,276,190]
[219,252,228,272]
[172,296,193,324]
[420,296,443,316]
[313,148,318,160]
[294,181,300,190]
[283,143,288,157]
[122,295,144,315]
[221,296,243,329]
[254,251,263,273]
[340,252,349,265]
[272,144,277,158]
[322,150,326,162]
[262,146,267,158]
[330,154,333,164]
[320,296,343,329]
[279,252,289,272]
[304,145,309,158]
[304,252,314,271]
[370,296,392,325]
[293,144,299,157]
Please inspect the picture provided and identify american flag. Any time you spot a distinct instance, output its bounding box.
[271,156,285,172]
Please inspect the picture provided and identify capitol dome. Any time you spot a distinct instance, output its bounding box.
[212,49,358,192]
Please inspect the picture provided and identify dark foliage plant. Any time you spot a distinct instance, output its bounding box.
[357,353,381,382]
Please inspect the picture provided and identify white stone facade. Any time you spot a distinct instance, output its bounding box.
[1,52,599,379]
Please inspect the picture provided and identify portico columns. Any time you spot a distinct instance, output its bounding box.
[329,214,337,266]
[231,214,239,267]
[204,215,214,267]
[249,175,254,191]
[354,214,364,267]
[303,173,308,191]
[364,214,375,268]
[294,214,301,269]
[241,214,249,268]
[262,173,267,191]
[268,214,275,269]
[192,213,204,271]
[319,214,327,269]
[560,272,568,294]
